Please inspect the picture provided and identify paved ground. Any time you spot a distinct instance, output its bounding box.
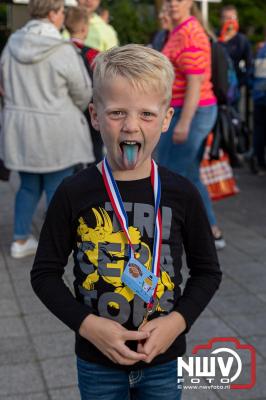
[0,167,265,399]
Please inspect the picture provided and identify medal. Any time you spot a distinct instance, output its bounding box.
[102,157,162,325]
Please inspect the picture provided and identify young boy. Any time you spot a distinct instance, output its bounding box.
[65,6,99,76]
[65,6,103,163]
[31,45,222,400]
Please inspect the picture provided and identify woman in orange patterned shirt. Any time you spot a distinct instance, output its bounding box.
[157,0,225,250]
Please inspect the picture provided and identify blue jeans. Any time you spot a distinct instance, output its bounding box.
[77,357,182,400]
[157,105,217,226]
[14,167,74,240]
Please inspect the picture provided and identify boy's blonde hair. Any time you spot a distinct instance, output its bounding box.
[28,0,63,19]
[65,6,89,35]
[92,44,175,107]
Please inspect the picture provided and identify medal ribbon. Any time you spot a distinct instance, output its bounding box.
[102,157,162,309]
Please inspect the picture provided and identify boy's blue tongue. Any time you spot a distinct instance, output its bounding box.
[122,143,139,169]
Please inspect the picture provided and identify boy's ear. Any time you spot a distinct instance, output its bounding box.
[89,103,100,131]
[162,107,174,133]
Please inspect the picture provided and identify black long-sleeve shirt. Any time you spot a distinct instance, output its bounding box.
[31,165,222,370]
[223,32,253,87]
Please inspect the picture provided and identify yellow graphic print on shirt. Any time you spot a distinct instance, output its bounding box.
[77,207,174,312]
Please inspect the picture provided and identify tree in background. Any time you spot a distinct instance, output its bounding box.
[0,4,10,53]
[100,0,157,45]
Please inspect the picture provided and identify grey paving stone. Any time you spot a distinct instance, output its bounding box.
[214,364,266,399]
[19,294,48,315]
[0,394,49,400]
[187,317,237,343]
[222,312,266,337]
[24,312,68,335]
[0,298,20,317]
[6,253,35,269]
[32,331,75,360]
[0,316,27,338]
[182,388,220,399]
[210,277,246,298]
[257,292,266,303]
[0,227,13,245]
[7,263,32,280]
[208,293,266,316]
[0,242,11,255]
[217,245,252,268]
[221,260,265,281]
[49,387,80,400]
[0,363,45,396]
[0,282,14,299]
[12,277,34,297]
[233,237,266,260]
[245,274,266,294]
[0,181,14,194]
[41,356,77,389]
[0,269,10,284]
[0,336,36,366]
[200,307,216,318]
[243,335,266,361]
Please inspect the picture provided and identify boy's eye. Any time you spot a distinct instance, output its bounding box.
[142,112,154,119]
[110,111,125,117]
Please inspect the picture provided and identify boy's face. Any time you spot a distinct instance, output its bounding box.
[90,77,174,179]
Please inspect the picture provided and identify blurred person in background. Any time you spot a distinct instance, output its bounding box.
[65,6,103,163]
[252,37,266,175]
[157,0,225,250]
[0,0,94,259]
[219,5,253,95]
[76,0,119,51]
[151,1,173,52]
[97,6,110,24]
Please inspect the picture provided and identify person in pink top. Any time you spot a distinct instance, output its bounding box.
[157,0,225,250]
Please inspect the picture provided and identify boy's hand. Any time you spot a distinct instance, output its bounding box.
[79,314,150,366]
[137,312,186,364]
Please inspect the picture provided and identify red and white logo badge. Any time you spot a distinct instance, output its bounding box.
[178,337,256,390]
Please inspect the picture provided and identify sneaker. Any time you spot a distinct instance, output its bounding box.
[214,235,226,251]
[10,236,38,259]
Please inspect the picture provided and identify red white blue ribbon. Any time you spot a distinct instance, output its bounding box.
[102,157,162,307]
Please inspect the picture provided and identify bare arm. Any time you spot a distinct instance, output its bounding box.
[173,74,204,144]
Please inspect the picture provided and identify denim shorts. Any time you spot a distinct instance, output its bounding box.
[77,357,182,400]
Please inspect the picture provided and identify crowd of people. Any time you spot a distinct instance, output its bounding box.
[1,0,265,258]
[0,0,264,399]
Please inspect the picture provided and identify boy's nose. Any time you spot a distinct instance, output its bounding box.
[122,116,139,133]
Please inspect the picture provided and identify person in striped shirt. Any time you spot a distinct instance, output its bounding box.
[157,0,225,250]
